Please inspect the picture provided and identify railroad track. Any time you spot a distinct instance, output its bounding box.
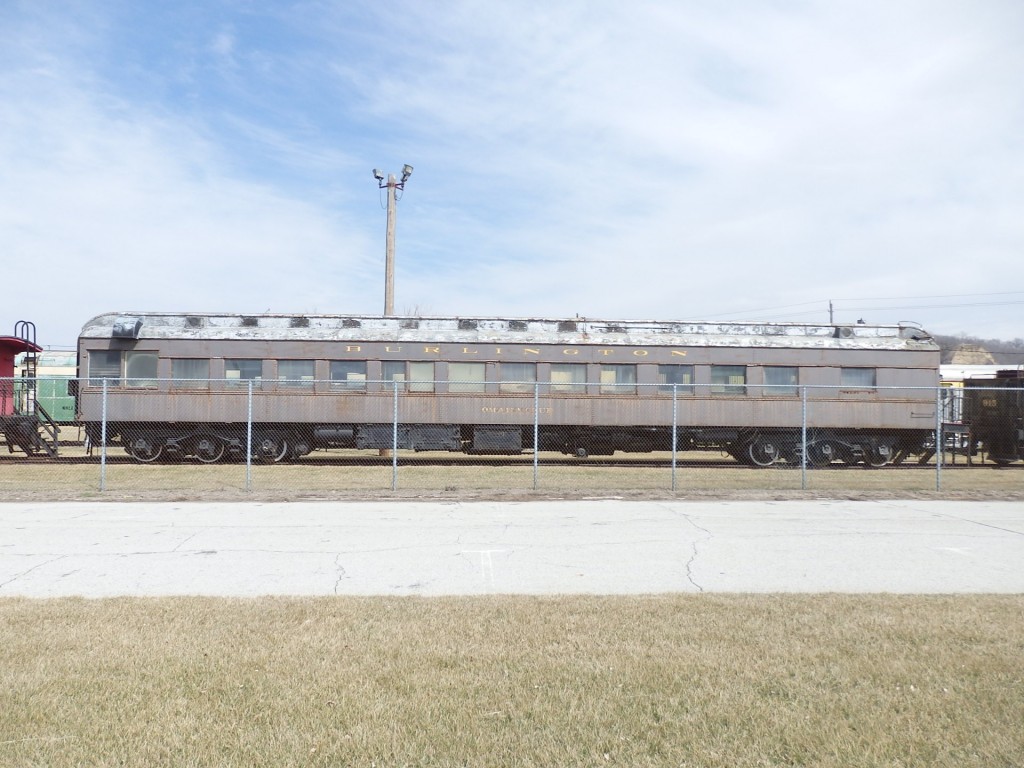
[1,453,1015,469]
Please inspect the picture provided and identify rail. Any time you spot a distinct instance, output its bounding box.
[33,402,60,456]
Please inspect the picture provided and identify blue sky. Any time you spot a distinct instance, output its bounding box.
[3,0,1023,348]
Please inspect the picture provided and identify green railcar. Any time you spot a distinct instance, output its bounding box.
[37,376,76,423]
[13,350,78,424]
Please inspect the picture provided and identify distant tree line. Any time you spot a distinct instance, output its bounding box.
[933,334,1024,366]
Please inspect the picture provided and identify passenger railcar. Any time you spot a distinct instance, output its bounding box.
[75,312,941,465]
[961,369,1024,465]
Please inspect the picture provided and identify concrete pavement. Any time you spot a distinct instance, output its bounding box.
[1,499,1022,596]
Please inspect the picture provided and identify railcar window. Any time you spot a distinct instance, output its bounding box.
[499,362,537,393]
[87,350,122,386]
[125,351,158,388]
[550,363,586,393]
[711,365,747,396]
[408,362,435,393]
[382,361,406,390]
[278,360,315,388]
[599,364,636,394]
[841,367,876,388]
[449,362,486,393]
[382,361,435,392]
[225,359,263,387]
[764,366,798,396]
[657,364,694,394]
[330,361,367,391]
[172,359,210,389]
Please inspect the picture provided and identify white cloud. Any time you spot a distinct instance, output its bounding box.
[210,29,236,62]
[0,51,377,346]
[2,0,1022,347]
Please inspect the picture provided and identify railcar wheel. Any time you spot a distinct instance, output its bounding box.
[806,440,838,467]
[746,438,781,467]
[573,447,589,459]
[125,436,163,463]
[866,446,893,468]
[254,435,290,463]
[193,435,226,464]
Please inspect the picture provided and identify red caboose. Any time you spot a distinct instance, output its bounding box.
[1,331,41,416]
[1,321,56,455]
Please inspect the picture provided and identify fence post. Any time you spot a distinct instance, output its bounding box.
[533,382,540,491]
[392,380,399,491]
[100,379,107,492]
[671,383,678,492]
[800,386,808,491]
[935,387,943,492]
[245,380,253,492]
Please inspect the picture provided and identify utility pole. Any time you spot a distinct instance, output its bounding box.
[373,165,413,316]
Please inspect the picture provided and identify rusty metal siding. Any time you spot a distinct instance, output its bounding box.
[80,339,937,363]
[76,312,940,432]
[77,341,941,371]
[80,388,937,430]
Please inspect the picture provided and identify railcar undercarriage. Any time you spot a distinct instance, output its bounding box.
[84,421,931,466]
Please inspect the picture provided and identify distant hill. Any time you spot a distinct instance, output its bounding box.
[933,334,1024,366]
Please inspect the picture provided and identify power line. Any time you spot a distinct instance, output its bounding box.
[839,290,1024,302]
[842,300,1024,311]
[707,292,1024,322]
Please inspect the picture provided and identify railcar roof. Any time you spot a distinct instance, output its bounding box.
[0,336,43,354]
[79,312,938,350]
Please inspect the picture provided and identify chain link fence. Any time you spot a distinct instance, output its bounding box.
[1,376,1021,496]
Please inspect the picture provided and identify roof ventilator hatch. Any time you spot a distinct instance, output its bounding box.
[112,317,142,339]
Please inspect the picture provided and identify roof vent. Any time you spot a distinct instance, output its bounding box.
[241,317,259,328]
[508,320,528,331]
[458,319,478,330]
[290,316,310,328]
[112,317,143,339]
[558,321,578,332]
[899,323,931,341]
[342,318,362,329]
[185,316,204,329]
[400,319,420,330]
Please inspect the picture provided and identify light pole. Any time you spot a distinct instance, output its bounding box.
[373,164,413,316]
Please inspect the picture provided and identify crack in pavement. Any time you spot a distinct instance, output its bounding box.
[0,555,67,590]
[876,501,1024,536]
[333,554,347,594]
[171,529,207,552]
[662,503,714,592]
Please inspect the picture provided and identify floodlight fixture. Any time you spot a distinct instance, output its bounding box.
[401,164,413,183]
[373,168,385,181]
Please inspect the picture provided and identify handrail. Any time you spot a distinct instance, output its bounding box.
[34,402,60,456]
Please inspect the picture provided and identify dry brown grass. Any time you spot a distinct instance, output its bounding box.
[2,595,1022,767]
[2,448,1022,500]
